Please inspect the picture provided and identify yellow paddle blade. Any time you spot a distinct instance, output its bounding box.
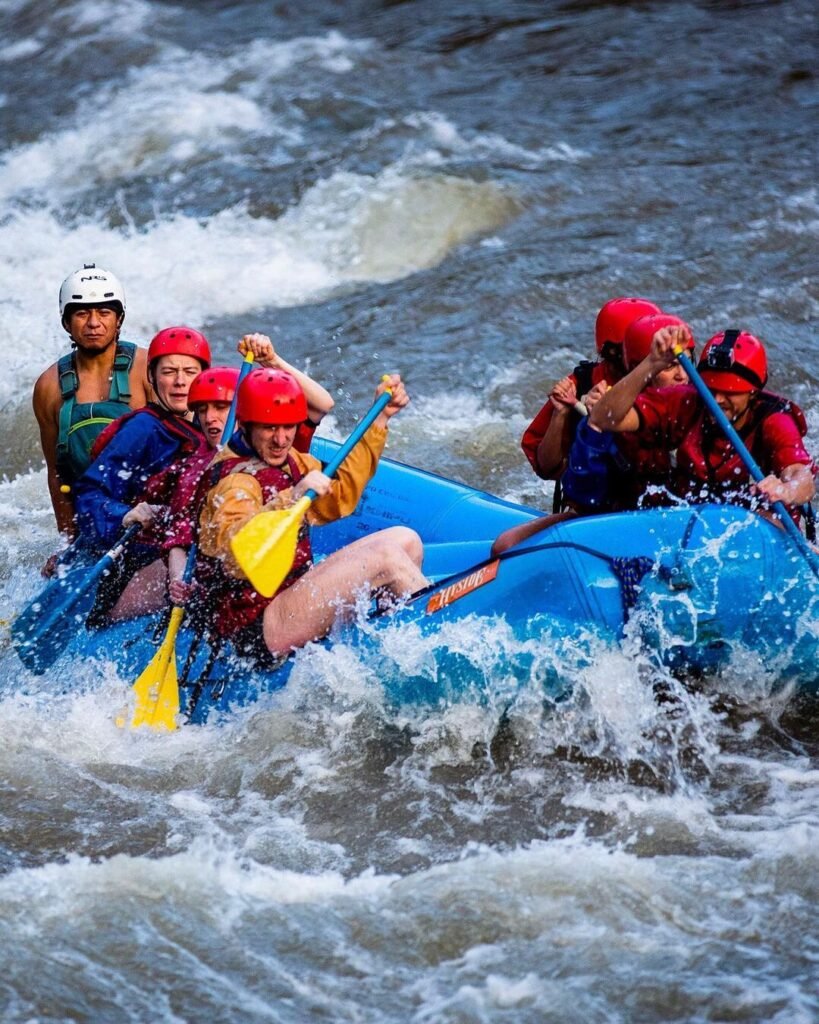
[129,606,184,731]
[230,495,312,598]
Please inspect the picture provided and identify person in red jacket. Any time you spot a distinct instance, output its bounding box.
[559,312,696,514]
[590,325,816,523]
[521,296,661,491]
[492,312,694,556]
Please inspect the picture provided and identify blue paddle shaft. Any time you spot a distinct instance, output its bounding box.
[220,355,255,444]
[59,524,142,614]
[11,523,142,672]
[677,351,819,578]
[168,356,251,607]
[304,390,392,500]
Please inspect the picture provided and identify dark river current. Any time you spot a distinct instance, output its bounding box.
[0,2,817,1021]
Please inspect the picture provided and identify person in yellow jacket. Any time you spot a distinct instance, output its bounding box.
[196,368,427,664]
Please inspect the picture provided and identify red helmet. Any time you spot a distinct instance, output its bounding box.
[147,326,211,369]
[697,330,767,393]
[236,368,308,425]
[623,313,695,370]
[595,297,662,354]
[187,366,239,408]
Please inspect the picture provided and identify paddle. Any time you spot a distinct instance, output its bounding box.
[231,386,393,598]
[128,545,196,729]
[127,352,257,729]
[220,349,255,442]
[12,525,141,674]
[676,349,819,579]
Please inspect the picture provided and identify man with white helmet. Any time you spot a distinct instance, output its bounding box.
[32,264,151,558]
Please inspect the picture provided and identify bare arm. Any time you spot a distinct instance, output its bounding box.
[591,325,692,433]
[373,373,408,428]
[238,333,334,423]
[535,405,574,477]
[131,346,154,407]
[32,367,76,539]
[167,545,191,604]
[531,375,578,476]
[306,374,404,524]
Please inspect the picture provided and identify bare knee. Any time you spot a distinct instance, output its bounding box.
[370,528,427,594]
[385,526,424,567]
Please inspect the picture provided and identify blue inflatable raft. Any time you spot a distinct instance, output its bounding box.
[13,437,819,723]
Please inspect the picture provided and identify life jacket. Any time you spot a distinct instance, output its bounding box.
[675,392,809,517]
[89,402,202,465]
[560,419,623,510]
[55,340,136,485]
[550,359,619,511]
[572,359,600,400]
[614,430,677,510]
[196,453,313,639]
[141,446,216,551]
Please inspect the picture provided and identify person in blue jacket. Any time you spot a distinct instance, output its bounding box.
[74,325,211,547]
[73,326,210,622]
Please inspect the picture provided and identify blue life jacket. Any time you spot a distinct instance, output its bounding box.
[55,341,137,485]
[73,404,202,548]
[561,418,622,510]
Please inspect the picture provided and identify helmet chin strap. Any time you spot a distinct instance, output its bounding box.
[149,367,173,413]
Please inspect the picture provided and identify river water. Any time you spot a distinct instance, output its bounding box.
[1,1,817,1021]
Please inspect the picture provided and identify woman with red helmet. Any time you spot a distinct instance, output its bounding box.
[521,297,662,496]
[590,324,816,524]
[159,333,334,606]
[194,369,427,665]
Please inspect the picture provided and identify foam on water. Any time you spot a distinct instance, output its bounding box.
[0,168,516,409]
[1,573,817,1021]
[0,38,304,198]
[0,836,394,918]
[0,471,58,630]
[1,807,816,1022]
[49,0,159,37]
[401,110,589,169]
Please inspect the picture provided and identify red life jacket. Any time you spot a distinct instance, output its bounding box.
[674,392,809,516]
[139,446,215,550]
[608,431,676,511]
[196,454,313,638]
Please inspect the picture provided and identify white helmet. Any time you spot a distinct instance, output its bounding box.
[59,263,126,320]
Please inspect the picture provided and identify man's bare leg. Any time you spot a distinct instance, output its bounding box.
[261,527,427,655]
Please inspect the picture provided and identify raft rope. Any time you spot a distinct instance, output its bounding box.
[500,539,658,613]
